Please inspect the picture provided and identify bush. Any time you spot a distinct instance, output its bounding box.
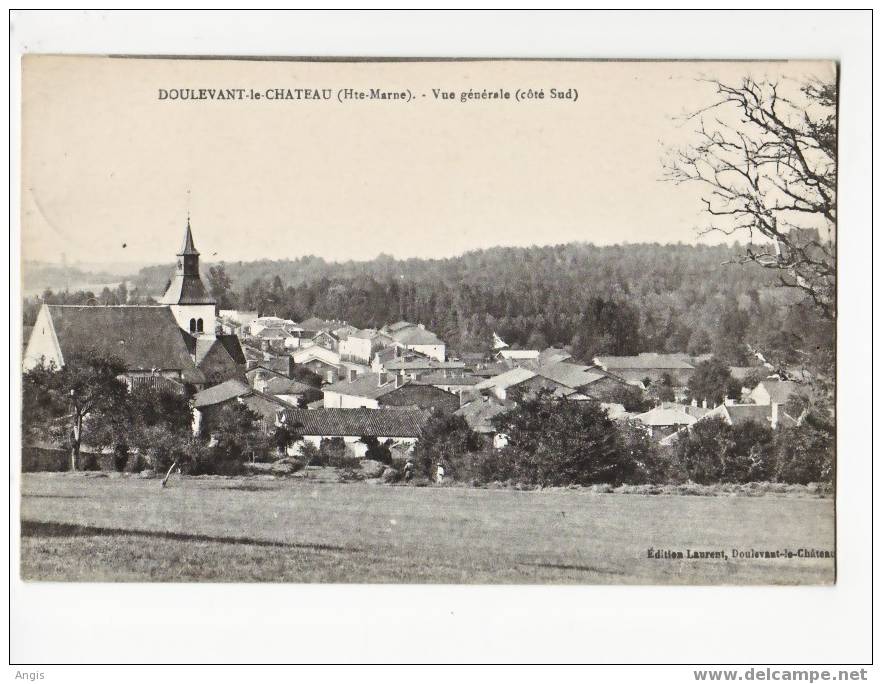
[361,436,393,465]
[412,413,485,480]
[299,441,323,466]
[673,418,779,484]
[490,390,650,486]
[774,424,834,484]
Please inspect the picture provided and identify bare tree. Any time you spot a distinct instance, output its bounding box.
[665,76,837,318]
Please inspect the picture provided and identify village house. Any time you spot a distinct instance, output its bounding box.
[495,349,541,363]
[23,222,246,392]
[383,358,467,379]
[749,379,801,407]
[218,309,258,335]
[191,378,295,436]
[410,372,482,395]
[277,406,430,457]
[387,324,446,362]
[633,402,711,440]
[593,352,696,386]
[249,316,302,336]
[455,395,516,449]
[339,328,394,364]
[291,344,342,383]
[321,370,458,412]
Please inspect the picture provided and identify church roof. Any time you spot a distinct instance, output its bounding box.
[179,220,199,256]
[160,272,216,305]
[44,305,205,384]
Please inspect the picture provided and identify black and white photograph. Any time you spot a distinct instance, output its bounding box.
[8,9,874,670]
[18,55,838,585]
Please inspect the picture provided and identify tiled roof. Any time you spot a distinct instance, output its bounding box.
[159,271,216,305]
[722,404,773,426]
[474,367,536,392]
[323,372,403,399]
[595,353,695,370]
[634,405,698,427]
[45,305,205,384]
[193,379,250,408]
[384,320,417,333]
[535,361,609,389]
[385,359,466,372]
[411,373,481,386]
[279,407,430,438]
[455,396,516,433]
[537,347,573,365]
[261,376,314,396]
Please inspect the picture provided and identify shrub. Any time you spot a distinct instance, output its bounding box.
[491,390,649,486]
[412,413,485,480]
[774,424,834,484]
[299,441,323,466]
[361,436,393,465]
[673,418,777,484]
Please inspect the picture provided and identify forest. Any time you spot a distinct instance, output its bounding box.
[23,241,832,374]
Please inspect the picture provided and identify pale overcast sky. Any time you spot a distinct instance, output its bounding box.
[21,57,833,265]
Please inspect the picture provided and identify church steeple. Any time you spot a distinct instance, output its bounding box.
[179,216,199,256]
[161,218,216,334]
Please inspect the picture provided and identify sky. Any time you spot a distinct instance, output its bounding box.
[20,57,834,266]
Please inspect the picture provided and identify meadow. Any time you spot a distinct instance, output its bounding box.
[19,472,835,584]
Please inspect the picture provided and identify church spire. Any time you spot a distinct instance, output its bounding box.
[179,216,200,256]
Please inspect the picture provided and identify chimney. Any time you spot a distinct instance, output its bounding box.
[349,368,358,383]
[702,398,708,409]
[379,371,389,386]
[771,402,779,429]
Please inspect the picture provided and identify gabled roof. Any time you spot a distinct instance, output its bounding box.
[594,353,695,370]
[537,347,573,365]
[474,366,536,392]
[323,372,403,399]
[383,320,418,334]
[634,404,698,427]
[534,361,609,389]
[42,305,205,384]
[455,396,516,433]
[391,326,443,346]
[279,407,430,438]
[193,379,250,408]
[261,376,315,396]
[756,380,800,405]
[291,344,340,365]
[720,404,774,427]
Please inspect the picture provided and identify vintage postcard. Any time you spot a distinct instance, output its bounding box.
[19,56,837,584]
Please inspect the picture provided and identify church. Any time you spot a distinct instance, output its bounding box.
[23,221,246,392]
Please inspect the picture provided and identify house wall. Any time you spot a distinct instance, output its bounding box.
[199,343,247,387]
[169,304,216,336]
[322,391,380,409]
[405,343,445,362]
[339,337,373,363]
[23,305,63,370]
[749,385,772,405]
[287,435,417,457]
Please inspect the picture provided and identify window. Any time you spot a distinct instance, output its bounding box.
[189,318,196,333]
[197,318,204,333]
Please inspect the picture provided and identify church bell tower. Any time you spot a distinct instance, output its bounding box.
[160,218,217,336]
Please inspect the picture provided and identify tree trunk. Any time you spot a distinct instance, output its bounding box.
[69,414,82,471]
[161,460,179,488]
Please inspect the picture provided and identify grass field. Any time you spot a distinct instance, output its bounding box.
[20,472,835,584]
